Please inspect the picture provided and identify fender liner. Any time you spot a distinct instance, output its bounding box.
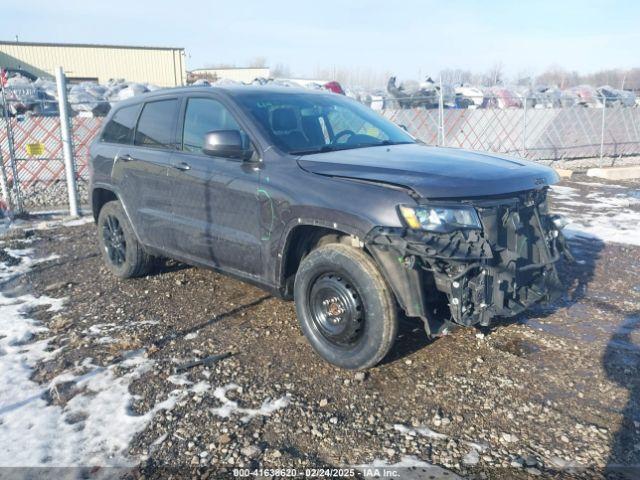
[275,213,371,292]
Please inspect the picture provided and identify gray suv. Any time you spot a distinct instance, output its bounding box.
[89,86,570,370]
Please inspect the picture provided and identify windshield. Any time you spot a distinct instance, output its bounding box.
[234,91,415,155]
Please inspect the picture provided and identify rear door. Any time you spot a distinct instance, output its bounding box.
[111,97,179,250]
[166,95,263,276]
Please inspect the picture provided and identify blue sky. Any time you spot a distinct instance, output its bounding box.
[2,0,638,80]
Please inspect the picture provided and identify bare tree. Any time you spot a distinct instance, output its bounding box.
[204,62,236,69]
[485,62,504,86]
[535,66,579,88]
[439,68,472,85]
[623,68,640,90]
[515,69,534,87]
[249,56,267,68]
[271,63,291,78]
[309,66,391,90]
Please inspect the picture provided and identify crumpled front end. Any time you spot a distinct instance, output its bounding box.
[367,188,571,335]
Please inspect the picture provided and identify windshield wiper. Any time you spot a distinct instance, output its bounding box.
[290,141,414,156]
[289,145,339,155]
[375,140,414,146]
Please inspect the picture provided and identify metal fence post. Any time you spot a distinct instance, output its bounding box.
[521,97,528,157]
[0,147,11,210]
[0,80,23,214]
[55,66,79,217]
[438,76,445,146]
[599,97,606,161]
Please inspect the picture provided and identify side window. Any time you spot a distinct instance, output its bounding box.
[182,98,244,153]
[134,99,179,149]
[101,105,139,144]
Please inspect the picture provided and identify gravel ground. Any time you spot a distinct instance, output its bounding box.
[17,180,89,210]
[0,175,639,479]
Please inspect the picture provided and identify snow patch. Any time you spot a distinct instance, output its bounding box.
[0,341,181,466]
[394,423,489,467]
[0,250,179,467]
[0,214,94,244]
[563,209,640,246]
[0,248,59,283]
[61,217,94,227]
[548,456,586,472]
[551,182,640,246]
[549,185,579,200]
[210,383,291,422]
[167,373,193,386]
[394,423,448,440]
[462,448,480,465]
[191,381,211,394]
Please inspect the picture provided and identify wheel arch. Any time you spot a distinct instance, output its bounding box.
[277,217,369,298]
[91,186,119,222]
[90,184,146,248]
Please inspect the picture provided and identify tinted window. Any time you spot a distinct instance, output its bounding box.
[102,105,139,144]
[182,98,243,153]
[134,99,178,149]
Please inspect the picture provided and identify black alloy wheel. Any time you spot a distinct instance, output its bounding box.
[102,214,127,266]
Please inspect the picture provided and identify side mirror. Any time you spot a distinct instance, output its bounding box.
[399,124,408,132]
[202,130,253,160]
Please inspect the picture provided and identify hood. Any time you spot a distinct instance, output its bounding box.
[297,144,559,199]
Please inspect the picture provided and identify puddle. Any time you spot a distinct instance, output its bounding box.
[524,302,626,342]
[493,338,541,357]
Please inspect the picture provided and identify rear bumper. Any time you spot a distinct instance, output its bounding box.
[366,189,570,335]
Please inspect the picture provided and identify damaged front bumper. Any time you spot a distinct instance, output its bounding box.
[366,189,571,336]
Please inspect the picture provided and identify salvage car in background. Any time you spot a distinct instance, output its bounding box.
[482,86,522,109]
[1,69,57,116]
[597,85,636,107]
[90,86,571,370]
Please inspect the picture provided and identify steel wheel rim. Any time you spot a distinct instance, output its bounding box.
[308,272,364,347]
[102,214,126,266]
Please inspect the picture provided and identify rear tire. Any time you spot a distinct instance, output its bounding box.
[97,200,155,278]
[294,243,398,370]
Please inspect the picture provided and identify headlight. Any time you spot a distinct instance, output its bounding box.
[550,214,569,230]
[398,205,482,232]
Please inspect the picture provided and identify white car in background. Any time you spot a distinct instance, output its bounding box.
[454,85,484,108]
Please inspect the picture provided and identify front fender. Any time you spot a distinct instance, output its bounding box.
[273,208,374,290]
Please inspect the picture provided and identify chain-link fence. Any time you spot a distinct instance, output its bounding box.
[1,77,639,214]
[380,95,640,162]
[0,96,103,212]
[0,115,102,207]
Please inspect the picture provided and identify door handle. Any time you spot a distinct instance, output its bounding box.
[173,162,191,171]
[116,154,134,162]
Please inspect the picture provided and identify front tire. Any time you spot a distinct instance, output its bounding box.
[294,243,398,370]
[97,200,155,278]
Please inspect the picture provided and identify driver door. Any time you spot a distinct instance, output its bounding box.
[166,95,263,277]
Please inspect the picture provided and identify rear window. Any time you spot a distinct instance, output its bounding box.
[134,99,179,149]
[101,105,139,144]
